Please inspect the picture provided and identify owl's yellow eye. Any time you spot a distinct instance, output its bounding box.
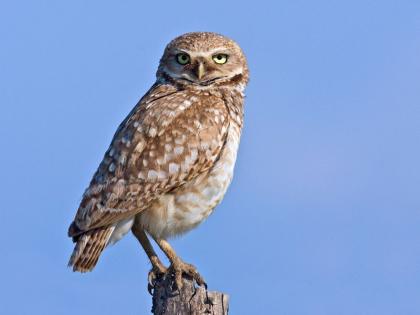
[212,54,228,64]
[176,53,190,65]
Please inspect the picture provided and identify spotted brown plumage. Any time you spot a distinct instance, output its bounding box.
[68,32,249,288]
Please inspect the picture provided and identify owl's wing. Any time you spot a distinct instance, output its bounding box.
[69,83,230,237]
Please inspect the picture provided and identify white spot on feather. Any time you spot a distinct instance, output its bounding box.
[157,170,167,180]
[148,170,158,180]
[169,163,179,174]
[149,127,157,137]
[174,146,184,155]
[135,141,145,153]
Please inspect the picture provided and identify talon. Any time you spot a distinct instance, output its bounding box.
[174,267,183,291]
[147,270,157,294]
[168,260,206,290]
[147,282,154,295]
[147,262,167,295]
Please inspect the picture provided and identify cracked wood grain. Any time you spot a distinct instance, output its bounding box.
[151,274,229,315]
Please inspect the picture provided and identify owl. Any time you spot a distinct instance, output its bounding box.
[68,32,249,290]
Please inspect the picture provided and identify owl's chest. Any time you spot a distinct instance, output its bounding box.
[138,123,241,239]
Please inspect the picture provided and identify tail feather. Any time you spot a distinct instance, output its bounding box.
[68,226,115,272]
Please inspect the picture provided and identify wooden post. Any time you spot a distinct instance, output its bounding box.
[151,274,229,315]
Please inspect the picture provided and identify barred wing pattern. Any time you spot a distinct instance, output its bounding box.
[69,83,230,238]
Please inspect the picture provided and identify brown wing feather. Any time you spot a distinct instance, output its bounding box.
[68,226,115,272]
[68,83,229,237]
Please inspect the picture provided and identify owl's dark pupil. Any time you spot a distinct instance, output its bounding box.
[177,54,189,64]
[217,55,222,59]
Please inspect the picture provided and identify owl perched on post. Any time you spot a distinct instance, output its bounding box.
[68,32,249,289]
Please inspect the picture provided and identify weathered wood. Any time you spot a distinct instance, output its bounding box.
[151,274,229,315]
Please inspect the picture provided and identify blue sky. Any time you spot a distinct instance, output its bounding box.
[1,0,419,314]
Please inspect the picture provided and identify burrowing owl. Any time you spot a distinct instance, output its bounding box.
[68,32,249,289]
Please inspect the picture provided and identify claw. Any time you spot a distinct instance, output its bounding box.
[147,263,167,295]
[148,282,154,295]
[169,260,206,290]
[147,270,158,295]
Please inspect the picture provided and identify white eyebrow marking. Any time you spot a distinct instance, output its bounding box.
[173,48,231,57]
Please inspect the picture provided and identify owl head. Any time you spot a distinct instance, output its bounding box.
[157,32,249,88]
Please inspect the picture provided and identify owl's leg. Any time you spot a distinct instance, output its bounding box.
[153,238,206,290]
[132,226,167,292]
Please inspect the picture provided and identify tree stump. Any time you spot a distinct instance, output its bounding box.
[151,274,229,315]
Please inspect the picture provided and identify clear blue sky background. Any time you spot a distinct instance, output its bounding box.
[1,1,419,314]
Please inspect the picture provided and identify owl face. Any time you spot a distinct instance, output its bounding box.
[157,32,248,87]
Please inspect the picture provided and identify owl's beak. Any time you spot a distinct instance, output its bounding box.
[194,62,206,80]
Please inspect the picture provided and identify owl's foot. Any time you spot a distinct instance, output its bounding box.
[169,259,207,291]
[147,261,167,294]
[152,238,207,290]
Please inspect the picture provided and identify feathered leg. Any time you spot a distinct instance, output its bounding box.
[132,224,167,293]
